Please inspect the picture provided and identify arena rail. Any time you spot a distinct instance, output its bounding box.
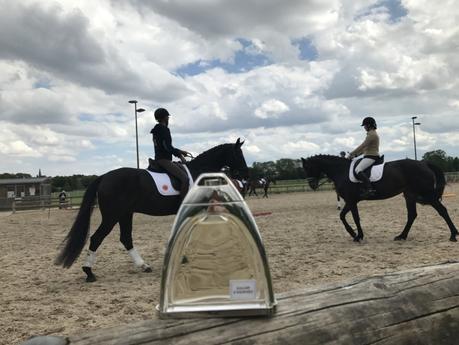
[0,196,76,213]
[23,261,459,345]
[267,181,334,194]
[446,171,459,183]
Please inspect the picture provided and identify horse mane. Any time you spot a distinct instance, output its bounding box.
[307,154,348,162]
[192,143,232,163]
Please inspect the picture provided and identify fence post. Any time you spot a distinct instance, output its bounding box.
[12,200,16,213]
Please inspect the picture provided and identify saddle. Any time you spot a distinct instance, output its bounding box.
[147,158,189,192]
[350,155,385,182]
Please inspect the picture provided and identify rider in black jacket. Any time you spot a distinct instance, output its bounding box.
[150,108,191,201]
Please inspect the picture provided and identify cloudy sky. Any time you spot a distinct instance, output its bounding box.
[1,0,458,176]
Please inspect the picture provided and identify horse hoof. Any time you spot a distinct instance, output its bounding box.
[82,266,97,282]
[353,237,361,242]
[86,276,97,283]
[394,236,406,241]
[449,237,457,242]
[141,264,152,272]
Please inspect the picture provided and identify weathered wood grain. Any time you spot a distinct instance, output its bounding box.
[24,262,459,345]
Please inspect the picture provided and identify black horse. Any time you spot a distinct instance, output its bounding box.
[301,155,458,242]
[56,139,248,282]
[248,177,276,198]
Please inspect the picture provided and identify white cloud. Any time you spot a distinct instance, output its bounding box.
[254,99,289,119]
[0,140,39,157]
[1,0,459,175]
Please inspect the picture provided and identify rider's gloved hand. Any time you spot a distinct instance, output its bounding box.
[178,154,187,163]
[181,150,192,158]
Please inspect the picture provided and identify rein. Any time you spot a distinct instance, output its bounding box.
[318,179,329,187]
[306,177,329,188]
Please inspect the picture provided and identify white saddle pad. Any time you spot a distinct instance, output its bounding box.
[234,179,244,189]
[349,159,385,183]
[146,165,193,196]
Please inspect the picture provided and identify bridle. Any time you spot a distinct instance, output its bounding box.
[306,176,328,189]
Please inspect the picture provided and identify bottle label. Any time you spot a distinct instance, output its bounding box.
[230,280,256,300]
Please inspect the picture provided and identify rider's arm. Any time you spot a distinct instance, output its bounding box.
[350,135,370,158]
[350,133,378,158]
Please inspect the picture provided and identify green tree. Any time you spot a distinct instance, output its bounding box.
[275,159,298,180]
[422,150,448,171]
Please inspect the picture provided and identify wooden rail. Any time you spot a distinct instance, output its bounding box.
[23,261,459,345]
[10,196,73,213]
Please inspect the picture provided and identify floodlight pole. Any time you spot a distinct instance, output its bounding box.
[411,116,421,160]
[129,100,145,168]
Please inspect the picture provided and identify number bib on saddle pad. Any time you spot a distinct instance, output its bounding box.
[349,157,385,183]
[146,165,193,196]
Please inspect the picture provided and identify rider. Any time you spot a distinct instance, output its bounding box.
[150,108,191,201]
[348,116,380,197]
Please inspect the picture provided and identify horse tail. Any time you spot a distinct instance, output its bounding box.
[427,162,446,200]
[55,176,102,268]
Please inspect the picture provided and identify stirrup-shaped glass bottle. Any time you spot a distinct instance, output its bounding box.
[157,173,276,317]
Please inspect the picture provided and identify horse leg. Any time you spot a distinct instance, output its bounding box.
[339,203,357,240]
[82,217,117,282]
[350,204,364,242]
[119,213,152,272]
[430,200,458,242]
[263,186,268,198]
[394,193,417,241]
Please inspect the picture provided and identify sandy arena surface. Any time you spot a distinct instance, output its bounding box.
[2,184,459,344]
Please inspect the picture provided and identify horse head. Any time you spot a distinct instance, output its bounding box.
[301,156,322,190]
[189,138,249,178]
[228,138,249,178]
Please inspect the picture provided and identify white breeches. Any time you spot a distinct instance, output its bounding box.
[355,158,375,173]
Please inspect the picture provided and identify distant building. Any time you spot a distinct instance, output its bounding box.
[0,177,52,210]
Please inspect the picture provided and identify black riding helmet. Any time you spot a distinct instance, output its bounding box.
[154,108,170,121]
[361,116,377,129]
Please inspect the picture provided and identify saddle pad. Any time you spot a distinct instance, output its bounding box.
[234,179,244,189]
[146,165,193,196]
[349,159,385,183]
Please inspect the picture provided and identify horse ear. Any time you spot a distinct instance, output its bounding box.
[301,157,306,163]
[236,138,244,147]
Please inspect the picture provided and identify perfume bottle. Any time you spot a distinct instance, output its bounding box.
[158,173,276,317]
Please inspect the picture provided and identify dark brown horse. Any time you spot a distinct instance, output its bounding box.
[247,177,276,198]
[302,155,458,242]
[55,139,248,282]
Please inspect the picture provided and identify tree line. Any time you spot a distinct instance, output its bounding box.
[1,150,458,190]
[0,173,98,192]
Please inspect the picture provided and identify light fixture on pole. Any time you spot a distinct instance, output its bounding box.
[411,116,421,160]
[129,100,145,169]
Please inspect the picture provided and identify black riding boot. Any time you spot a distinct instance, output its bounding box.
[357,172,375,198]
